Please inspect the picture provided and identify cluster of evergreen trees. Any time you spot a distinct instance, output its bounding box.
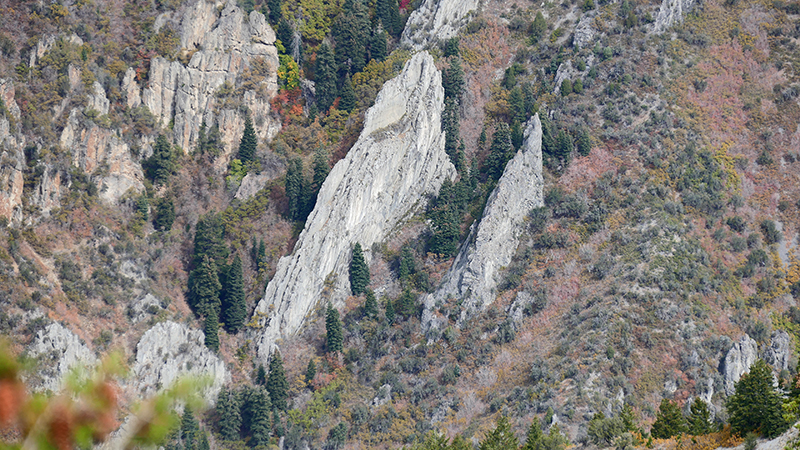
[187,213,248,351]
[284,148,330,222]
[411,416,568,450]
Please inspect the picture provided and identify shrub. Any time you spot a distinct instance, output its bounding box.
[760,220,782,244]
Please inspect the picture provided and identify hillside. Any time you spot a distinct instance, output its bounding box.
[1,0,800,448]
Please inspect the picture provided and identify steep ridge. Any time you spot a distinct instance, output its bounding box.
[401,0,480,50]
[252,52,456,360]
[422,115,544,331]
[0,79,25,223]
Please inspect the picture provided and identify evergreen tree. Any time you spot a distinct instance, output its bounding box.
[153,195,175,231]
[181,407,199,450]
[479,416,519,450]
[620,404,639,433]
[688,398,713,436]
[511,120,524,150]
[332,0,369,76]
[277,18,294,51]
[305,359,317,386]
[222,254,246,333]
[531,12,547,43]
[256,364,267,386]
[576,127,592,156]
[394,288,416,318]
[327,422,348,449]
[540,114,556,158]
[238,115,257,165]
[145,134,176,184]
[560,79,573,96]
[243,386,272,447]
[326,304,343,353]
[216,388,242,441]
[204,306,220,351]
[509,86,526,124]
[315,43,338,113]
[573,78,584,94]
[363,289,378,318]
[204,123,222,155]
[428,199,460,257]
[191,255,222,317]
[486,123,514,181]
[376,0,402,36]
[384,296,395,324]
[443,98,466,173]
[266,0,281,25]
[198,432,209,450]
[257,240,267,272]
[522,417,544,450]
[555,129,574,161]
[312,148,330,193]
[727,359,789,438]
[369,27,388,62]
[286,157,306,221]
[650,399,686,439]
[442,58,465,101]
[192,213,228,268]
[443,37,460,57]
[267,353,289,411]
[339,75,357,113]
[349,243,370,296]
[398,247,416,284]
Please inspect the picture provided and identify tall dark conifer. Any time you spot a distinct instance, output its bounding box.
[349,243,370,296]
[486,123,514,181]
[216,388,242,441]
[244,386,272,447]
[376,0,402,36]
[315,43,338,113]
[192,255,221,317]
[326,304,343,353]
[222,254,246,333]
[238,115,257,165]
[339,75,357,113]
[332,0,369,77]
[204,306,220,351]
[285,157,307,221]
[267,353,289,411]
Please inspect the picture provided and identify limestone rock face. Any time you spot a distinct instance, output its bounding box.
[60,110,145,203]
[722,335,758,395]
[142,0,280,155]
[0,79,25,222]
[765,330,791,373]
[653,0,696,33]
[131,321,228,402]
[252,52,455,361]
[400,0,479,50]
[122,68,142,109]
[422,115,544,331]
[574,12,598,49]
[29,323,97,392]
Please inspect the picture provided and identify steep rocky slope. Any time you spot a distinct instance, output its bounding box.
[252,51,456,360]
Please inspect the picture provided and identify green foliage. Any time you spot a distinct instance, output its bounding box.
[242,386,272,447]
[145,134,176,184]
[588,412,625,446]
[192,256,222,318]
[369,28,388,62]
[727,359,788,438]
[650,399,686,439]
[332,0,369,76]
[572,78,584,94]
[339,75,357,112]
[327,422,348,449]
[349,242,370,296]
[530,12,547,44]
[305,359,317,385]
[278,54,301,90]
[326,304,343,353]
[216,388,242,441]
[384,296,396,324]
[443,58,465,101]
[315,43,338,112]
[688,398,713,435]
[203,306,220,352]
[479,416,519,450]
[376,0,402,36]
[760,220,782,245]
[153,195,175,231]
[443,98,466,173]
[560,79,573,96]
[363,289,379,318]
[576,128,591,156]
[487,123,515,181]
[286,157,313,222]
[221,254,247,333]
[267,353,289,411]
[226,159,247,186]
[444,38,460,58]
[394,288,417,318]
[267,0,282,24]
[238,115,257,165]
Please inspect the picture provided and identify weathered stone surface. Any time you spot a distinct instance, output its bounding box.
[29,322,97,392]
[87,81,110,116]
[422,115,544,330]
[252,52,455,361]
[131,321,229,402]
[234,154,284,200]
[128,294,166,324]
[653,0,697,33]
[722,334,758,395]
[764,330,791,373]
[143,0,280,155]
[122,68,142,109]
[0,79,25,222]
[401,0,479,50]
[574,12,598,49]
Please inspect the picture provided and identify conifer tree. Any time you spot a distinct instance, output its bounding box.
[487,123,514,181]
[727,359,788,438]
[376,0,402,36]
[443,98,466,173]
[577,128,592,156]
[363,289,378,318]
[305,359,317,386]
[384,296,395,324]
[204,306,220,352]
[398,247,415,284]
[312,148,330,193]
[238,115,257,165]
[315,43,338,113]
[522,417,544,450]
[511,120,524,150]
[266,0,281,24]
[326,304,343,353]
[443,37,460,57]
[192,213,228,268]
[442,58,465,101]
[531,12,547,43]
[181,407,199,450]
[145,134,176,184]
[339,75,357,113]
[255,364,267,386]
[688,398,713,436]
[216,388,242,441]
[277,18,294,51]
[222,254,246,333]
[153,195,175,231]
[650,399,686,439]
[556,129,574,161]
[192,255,221,317]
[349,243,370,296]
[394,288,417,318]
[428,200,459,257]
[479,416,519,450]
[369,28,388,62]
[509,86,526,124]
[286,157,306,221]
[243,386,272,447]
[267,353,289,411]
[540,115,556,157]
[198,432,209,450]
[332,0,369,76]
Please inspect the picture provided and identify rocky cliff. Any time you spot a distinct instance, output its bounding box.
[423,115,544,331]
[653,0,697,33]
[401,0,480,50]
[0,79,25,223]
[252,52,456,361]
[29,322,97,393]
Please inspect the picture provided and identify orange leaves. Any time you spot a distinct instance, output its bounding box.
[0,379,24,427]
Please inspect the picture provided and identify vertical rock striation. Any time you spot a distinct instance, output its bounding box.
[29,322,97,392]
[722,335,758,395]
[252,52,455,361]
[400,0,480,50]
[0,79,25,222]
[422,115,544,331]
[653,0,697,33]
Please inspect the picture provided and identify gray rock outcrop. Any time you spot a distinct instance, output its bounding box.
[764,330,791,373]
[422,115,544,331]
[29,322,97,392]
[252,52,455,361]
[574,12,598,49]
[0,79,25,222]
[653,0,697,33]
[401,0,480,50]
[140,0,280,155]
[130,321,228,402]
[722,335,758,395]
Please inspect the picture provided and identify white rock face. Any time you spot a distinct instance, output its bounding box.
[723,335,758,395]
[87,81,110,116]
[0,79,25,222]
[574,12,598,49]
[252,52,456,361]
[131,321,228,402]
[401,0,480,50]
[122,68,142,109]
[142,0,280,154]
[653,0,696,33]
[422,115,544,330]
[765,330,791,373]
[29,323,97,392]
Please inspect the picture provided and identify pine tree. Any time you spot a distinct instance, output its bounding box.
[650,399,686,439]
[522,417,544,450]
[216,388,242,441]
[326,304,343,353]
[332,0,369,76]
[277,18,294,52]
[443,37,460,57]
[727,359,789,438]
[204,306,220,351]
[327,422,348,449]
[443,97,466,173]
[560,79,573,96]
[428,200,459,257]
[398,247,415,284]
[145,134,175,184]
[511,120,524,150]
[315,43,338,113]
[267,353,289,411]
[394,288,416,318]
[577,128,592,156]
[509,86,526,124]
[181,407,199,450]
[222,254,246,333]
[531,12,547,43]
[479,416,519,450]
[305,359,317,386]
[286,157,306,221]
[555,129,574,161]
[376,0,402,36]
[238,115,257,165]
[153,195,175,231]
[349,243,370,296]
[486,123,514,181]
[540,115,556,157]
[191,255,221,317]
[243,386,272,447]
[192,213,228,268]
[688,398,713,436]
[256,364,267,386]
[369,27,388,62]
[442,58,465,101]
[384,296,395,324]
[266,0,281,24]
[339,75,357,113]
[363,289,378,318]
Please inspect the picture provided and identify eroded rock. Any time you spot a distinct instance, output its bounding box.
[401,0,480,50]
[653,0,697,33]
[722,335,758,395]
[29,322,97,392]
